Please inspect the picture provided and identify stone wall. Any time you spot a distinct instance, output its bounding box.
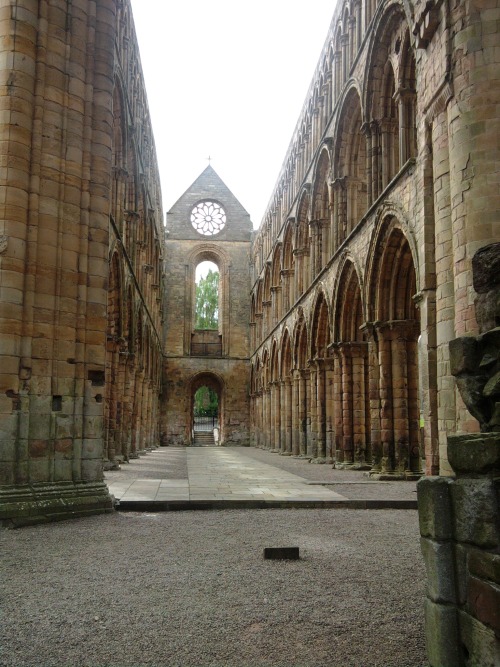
[249,0,499,477]
[163,166,252,447]
[418,242,500,665]
[0,0,165,525]
[418,435,500,666]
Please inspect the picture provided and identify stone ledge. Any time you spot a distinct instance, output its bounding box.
[116,498,418,511]
[0,482,114,527]
[448,433,500,475]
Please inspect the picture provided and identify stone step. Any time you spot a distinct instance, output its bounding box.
[193,432,215,446]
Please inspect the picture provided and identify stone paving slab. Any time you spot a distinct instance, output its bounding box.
[105,447,418,510]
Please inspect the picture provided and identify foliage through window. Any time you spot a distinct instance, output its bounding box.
[195,266,219,329]
[193,386,218,417]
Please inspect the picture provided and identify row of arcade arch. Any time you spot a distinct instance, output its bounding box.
[104,6,166,468]
[105,250,163,465]
[253,1,416,285]
[251,215,422,478]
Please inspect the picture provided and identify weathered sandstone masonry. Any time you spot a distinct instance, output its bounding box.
[163,167,252,447]
[0,0,165,525]
[249,0,499,479]
[418,244,500,666]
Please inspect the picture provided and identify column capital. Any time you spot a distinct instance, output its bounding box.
[375,319,419,340]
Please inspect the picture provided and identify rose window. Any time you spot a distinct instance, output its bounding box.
[191,201,226,236]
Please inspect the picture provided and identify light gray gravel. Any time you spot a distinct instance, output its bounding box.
[1,509,426,667]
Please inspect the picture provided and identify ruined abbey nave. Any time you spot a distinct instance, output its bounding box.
[1,0,499,661]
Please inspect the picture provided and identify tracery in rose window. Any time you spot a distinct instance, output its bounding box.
[190,201,226,235]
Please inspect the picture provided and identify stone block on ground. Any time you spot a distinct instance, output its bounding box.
[263,547,300,560]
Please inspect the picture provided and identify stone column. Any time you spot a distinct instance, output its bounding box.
[414,290,439,475]
[375,324,393,474]
[261,387,269,449]
[370,120,380,201]
[351,342,370,469]
[340,345,354,465]
[116,345,128,459]
[293,248,303,298]
[255,313,263,346]
[341,33,349,82]
[333,178,346,248]
[334,51,341,100]
[361,122,373,205]
[249,321,256,351]
[255,392,262,448]
[298,370,309,457]
[315,359,327,462]
[361,324,381,473]
[281,269,290,313]
[308,363,318,459]
[332,345,343,466]
[271,285,282,323]
[123,353,136,460]
[272,381,281,453]
[283,378,293,455]
[262,300,271,337]
[349,16,357,62]
[391,328,410,475]
[324,355,335,464]
[319,220,329,270]
[292,370,301,456]
[309,221,318,282]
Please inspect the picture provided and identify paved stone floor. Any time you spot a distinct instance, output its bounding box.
[106,446,418,509]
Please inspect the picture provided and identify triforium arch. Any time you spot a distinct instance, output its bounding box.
[332,85,367,249]
[189,372,224,445]
[311,146,332,276]
[365,213,422,478]
[364,2,417,199]
[270,243,283,325]
[294,189,311,297]
[282,220,296,313]
[332,255,371,469]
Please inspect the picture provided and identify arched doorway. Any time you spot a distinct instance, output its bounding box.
[190,373,224,446]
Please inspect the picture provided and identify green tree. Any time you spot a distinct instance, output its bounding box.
[194,386,219,417]
[195,268,219,329]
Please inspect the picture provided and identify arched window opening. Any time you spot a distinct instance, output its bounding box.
[334,89,367,246]
[381,64,399,188]
[400,35,417,163]
[195,261,219,330]
[191,260,221,357]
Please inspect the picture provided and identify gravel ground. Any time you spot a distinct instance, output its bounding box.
[105,447,419,502]
[1,509,427,667]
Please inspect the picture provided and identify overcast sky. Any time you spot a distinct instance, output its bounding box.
[130,1,337,229]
